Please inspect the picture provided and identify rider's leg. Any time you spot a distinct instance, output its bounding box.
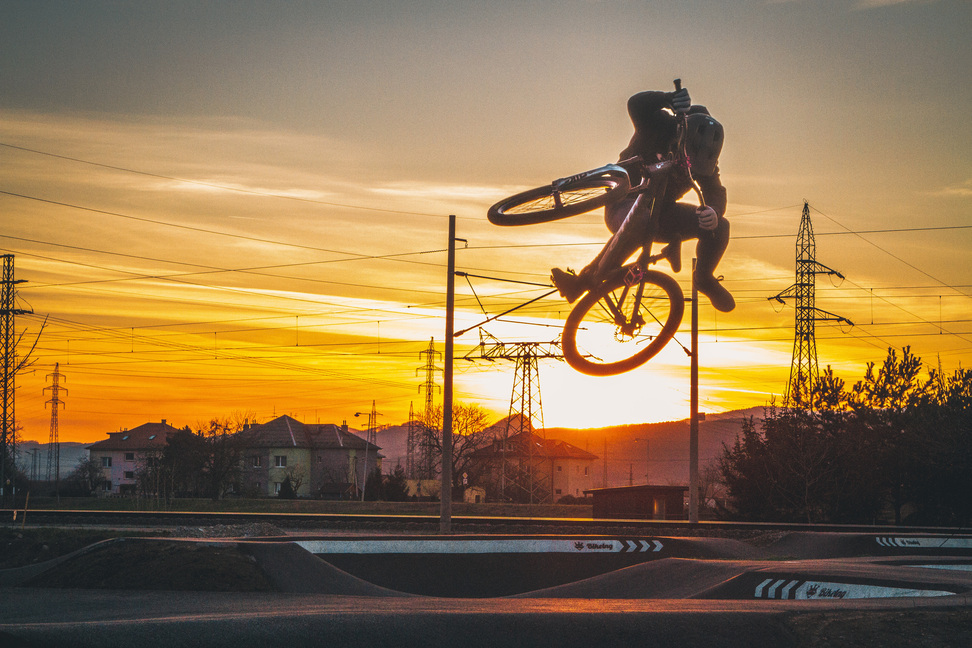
[551,194,648,303]
[669,204,734,312]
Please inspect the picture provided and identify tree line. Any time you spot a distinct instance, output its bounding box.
[719,347,972,526]
[63,417,247,501]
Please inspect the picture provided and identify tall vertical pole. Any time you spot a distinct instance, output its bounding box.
[602,439,608,488]
[2,255,29,502]
[635,438,649,483]
[689,259,700,523]
[440,215,456,533]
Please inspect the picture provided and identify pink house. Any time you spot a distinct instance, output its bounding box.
[86,420,180,495]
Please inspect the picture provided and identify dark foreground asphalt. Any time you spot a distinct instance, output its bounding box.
[2,531,972,647]
[2,589,971,648]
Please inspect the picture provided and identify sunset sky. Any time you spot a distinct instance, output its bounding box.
[2,0,970,444]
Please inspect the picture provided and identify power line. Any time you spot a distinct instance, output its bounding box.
[808,203,971,299]
[0,141,458,219]
[0,190,462,268]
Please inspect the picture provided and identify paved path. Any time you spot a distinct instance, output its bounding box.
[3,531,972,647]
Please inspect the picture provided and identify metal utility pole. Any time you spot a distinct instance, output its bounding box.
[45,363,66,493]
[1,255,31,500]
[602,438,608,488]
[405,401,417,479]
[635,437,650,484]
[689,260,699,523]
[355,401,381,501]
[465,331,562,503]
[770,202,852,406]
[440,214,457,533]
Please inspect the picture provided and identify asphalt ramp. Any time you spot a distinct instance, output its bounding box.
[244,541,408,596]
[294,535,729,597]
[511,557,750,599]
[765,532,972,560]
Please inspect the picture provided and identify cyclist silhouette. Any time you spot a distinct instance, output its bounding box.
[551,85,735,313]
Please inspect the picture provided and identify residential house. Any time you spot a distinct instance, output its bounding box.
[235,415,382,498]
[468,430,598,503]
[86,420,181,495]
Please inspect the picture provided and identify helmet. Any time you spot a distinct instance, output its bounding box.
[685,112,724,177]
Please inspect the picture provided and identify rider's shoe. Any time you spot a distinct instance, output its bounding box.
[694,273,735,312]
[551,267,589,303]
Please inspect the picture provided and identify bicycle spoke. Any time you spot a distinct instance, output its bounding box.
[506,185,613,214]
[565,273,681,371]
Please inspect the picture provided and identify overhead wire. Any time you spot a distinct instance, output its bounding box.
[7,141,971,419]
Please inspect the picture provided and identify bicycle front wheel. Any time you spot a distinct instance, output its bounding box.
[487,168,630,226]
[562,269,684,376]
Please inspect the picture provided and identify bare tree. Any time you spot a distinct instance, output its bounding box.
[423,403,493,490]
[284,462,306,494]
[199,415,249,500]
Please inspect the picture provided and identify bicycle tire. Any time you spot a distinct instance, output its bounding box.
[562,268,684,376]
[487,168,630,226]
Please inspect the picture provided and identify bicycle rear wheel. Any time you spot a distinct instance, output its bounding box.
[487,168,630,226]
[562,268,684,376]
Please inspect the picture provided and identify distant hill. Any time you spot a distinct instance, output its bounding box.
[544,407,765,488]
[16,441,90,480]
[357,407,767,487]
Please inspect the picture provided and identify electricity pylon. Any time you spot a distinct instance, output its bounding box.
[45,363,67,490]
[1,255,31,499]
[414,338,441,480]
[770,202,853,406]
[466,331,562,503]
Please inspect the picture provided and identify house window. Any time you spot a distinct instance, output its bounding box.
[252,456,262,468]
[125,452,135,462]
[102,481,112,491]
[317,455,322,463]
[555,489,562,495]
[556,465,562,472]
[584,467,589,475]
[124,471,135,480]
[274,482,282,494]
[101,456,112,468]
[274,455,287,468]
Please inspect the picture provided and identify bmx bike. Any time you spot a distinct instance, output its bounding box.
[486,82,703,376]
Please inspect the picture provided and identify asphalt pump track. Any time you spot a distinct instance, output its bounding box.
[3,531,972,647]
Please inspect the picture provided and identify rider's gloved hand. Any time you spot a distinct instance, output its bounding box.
[671,87,691,114]
[697,206,718,231]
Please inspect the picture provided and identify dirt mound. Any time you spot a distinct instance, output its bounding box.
[27,538,274,591]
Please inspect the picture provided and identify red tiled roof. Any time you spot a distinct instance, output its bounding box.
[470,431,598,461]
[87,421,182,451]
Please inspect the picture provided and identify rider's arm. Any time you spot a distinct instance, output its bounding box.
[626,90,677,132]
[697,167,727,218]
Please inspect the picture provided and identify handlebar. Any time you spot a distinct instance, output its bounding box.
[672,78,706,209]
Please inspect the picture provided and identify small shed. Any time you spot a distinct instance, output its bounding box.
[584,484,688,520]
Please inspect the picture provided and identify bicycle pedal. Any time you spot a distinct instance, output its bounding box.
[624,265,644,286]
